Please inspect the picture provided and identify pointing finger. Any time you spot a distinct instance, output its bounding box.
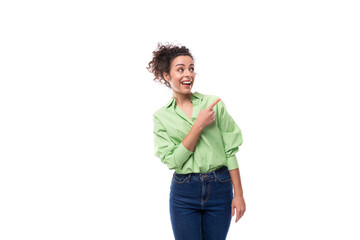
[207,98,221,109]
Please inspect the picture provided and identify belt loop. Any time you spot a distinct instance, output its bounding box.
[188,173,192,182]
[212,170,217,182]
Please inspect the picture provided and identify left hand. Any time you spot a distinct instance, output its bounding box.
[231,195,246,223]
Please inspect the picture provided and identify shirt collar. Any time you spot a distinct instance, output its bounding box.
[166,91,204,109]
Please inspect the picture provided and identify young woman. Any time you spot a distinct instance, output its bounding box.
[148,43,246,240]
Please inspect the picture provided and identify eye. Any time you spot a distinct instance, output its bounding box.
[178,68,184,72]
[189,67,195,72]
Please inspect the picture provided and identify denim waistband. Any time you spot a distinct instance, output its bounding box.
[174,165,227,179]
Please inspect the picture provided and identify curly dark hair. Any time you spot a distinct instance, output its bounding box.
[147,42,194,89]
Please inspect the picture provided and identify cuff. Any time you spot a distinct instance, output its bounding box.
[226,155,239,170]
[174,142,194,167]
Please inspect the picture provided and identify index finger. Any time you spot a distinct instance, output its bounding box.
[207,98,221,109]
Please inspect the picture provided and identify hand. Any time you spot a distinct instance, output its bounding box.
[195,98,221,129]
[232,195,246,223]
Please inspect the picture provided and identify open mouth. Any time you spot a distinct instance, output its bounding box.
[181,80,192,86]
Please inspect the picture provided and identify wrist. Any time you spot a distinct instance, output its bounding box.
[193,121,204,131]
[234,192,243,198]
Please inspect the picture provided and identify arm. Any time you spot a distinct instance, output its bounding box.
[153,115,195,170]
[216,99,243,170]
[216,98,245,222]
[181,121,203,152]
[229,168,244,197]
[229,168,246,223]
[183,98,222,151]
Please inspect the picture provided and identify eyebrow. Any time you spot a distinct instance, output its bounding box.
[175,64,195,67]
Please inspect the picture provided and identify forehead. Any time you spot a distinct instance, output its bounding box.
[171,55,194,66]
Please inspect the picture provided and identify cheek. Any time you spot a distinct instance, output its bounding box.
[171,72,182,80]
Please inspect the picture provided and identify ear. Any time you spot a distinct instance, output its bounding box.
[163,72,170,82]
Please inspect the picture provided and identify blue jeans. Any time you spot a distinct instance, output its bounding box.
[169,166,233,240]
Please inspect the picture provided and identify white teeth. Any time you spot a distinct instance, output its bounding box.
[182,81,192,84]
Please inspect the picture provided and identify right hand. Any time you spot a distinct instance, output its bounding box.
[195,98,221,129]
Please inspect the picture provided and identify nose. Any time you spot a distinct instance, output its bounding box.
[184,68,192,76]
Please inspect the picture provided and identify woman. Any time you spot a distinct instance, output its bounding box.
[148,43,246,240]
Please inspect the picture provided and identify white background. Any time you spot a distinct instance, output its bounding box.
[1,0,359,239]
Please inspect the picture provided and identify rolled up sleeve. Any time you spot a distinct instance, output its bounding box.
[153,114,193,170]
[216,99,243,170]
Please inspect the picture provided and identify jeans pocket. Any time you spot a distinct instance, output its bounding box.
[172,173,189,184]
[216,169,231,183]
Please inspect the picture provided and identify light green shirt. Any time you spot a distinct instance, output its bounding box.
[153,91,243,174]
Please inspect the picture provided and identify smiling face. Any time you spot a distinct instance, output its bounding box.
[163,55,195,95]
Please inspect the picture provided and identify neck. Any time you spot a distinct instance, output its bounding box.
[172,91,193,106]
